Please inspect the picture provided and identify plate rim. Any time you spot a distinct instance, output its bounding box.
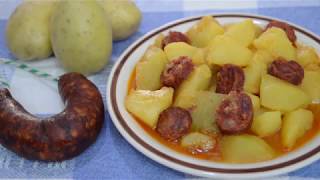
[106,13,320,178]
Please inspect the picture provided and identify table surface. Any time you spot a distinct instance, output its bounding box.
[0,0,319,179]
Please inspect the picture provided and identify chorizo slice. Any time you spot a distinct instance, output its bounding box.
[156,107,192,141]
[216,91,253,134]
[265,20,296,45]
[216,64,245,94]
[161,56,194,88]
[268,59,304,85]
[162,31,190,49]
[0,72,104,161]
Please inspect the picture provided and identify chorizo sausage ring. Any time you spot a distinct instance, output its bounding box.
[0,72,104,161]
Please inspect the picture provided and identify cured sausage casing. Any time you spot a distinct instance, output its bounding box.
[0,72,104,161]
[162,31,190,49]
[268,59,304,85]
[216,91,253,134]
[216,64,245,94]
[156,107,192,141]
[161,56,194,88]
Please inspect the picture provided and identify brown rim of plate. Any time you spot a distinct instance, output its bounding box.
[110,14,320,174]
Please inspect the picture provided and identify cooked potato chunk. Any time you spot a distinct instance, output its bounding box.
[207,35,253,66]
[181,132,215,153]
[246,93,260,113]
[125,87,174,128]
[301,70,320,102]
[136,46,168,90]
[221,135,275,163]
[191,48,206,65]
[253,23,263,38]
[305,63,320,71]
[174,64,212,108]
[164,42,205,65]
[260,74,311,112]
[224,22,262,43]
[308,104,320,118]
[281,109,313,149]
[244,59,267,94]
[153,33,165,48]
[296,45,320,67]
[301,70,320,101]
[252,50,274,65]
[186,16,224,48]
[164,42,195,60]
[191,91,225,134]
[254,27,296,60]
[224,19,256,47]
[251,111,282,137]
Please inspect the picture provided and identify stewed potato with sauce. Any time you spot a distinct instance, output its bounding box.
[125,16,320,163]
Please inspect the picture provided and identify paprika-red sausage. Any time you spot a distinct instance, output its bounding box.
[265,20,296,45]
[0,72,104,161]
[162,31,190,49]
[268,59,304,85]
[161,56,194,88]
[216,64,245,94]
[156,107,192,141]
[216,91,253,134]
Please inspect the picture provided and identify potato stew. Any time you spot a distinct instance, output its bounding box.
[125,16,320,163]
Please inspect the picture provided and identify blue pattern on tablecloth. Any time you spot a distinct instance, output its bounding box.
[0,20,15,84]
[0,1,319,179]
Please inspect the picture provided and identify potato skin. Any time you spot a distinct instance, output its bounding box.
[99,0,142,41]
[51,1,112,75]
[6,1,55,60]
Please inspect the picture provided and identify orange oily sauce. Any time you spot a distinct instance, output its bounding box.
[127,71,320,161]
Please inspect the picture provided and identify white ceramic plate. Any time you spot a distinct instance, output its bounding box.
[107,14,320,179]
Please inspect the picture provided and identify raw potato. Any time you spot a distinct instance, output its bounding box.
[260,74,311,112]
[164,42,205,65]
[191,91,225,134]
[6,1,55,60]
[207,35,253,66]
[136,46,168,90]
[221,135,275,163]
[296,45,320,67]
[224,19,256,47]
[186,16,224,48]
[281,109,313,149]
[254,27,296,60]
[251,111,282,137]
[301,70,320,102]
[181,132,215,153]
[125,87,174,128]
[243,59,267,94]
[99,0,141,41]
[51,1,112,74]
[174,64,212,108]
